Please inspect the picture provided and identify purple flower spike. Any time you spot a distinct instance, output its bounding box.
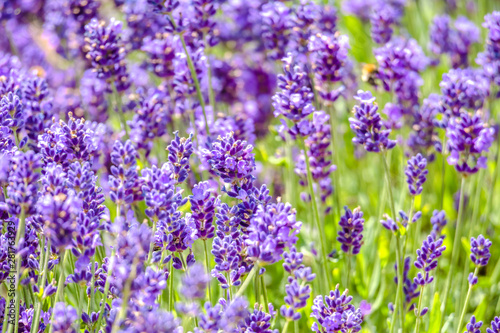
[337,206,364,255]
[446,112,495,174]
[167,131,194,185]
[51,303,78,333]
[311,285,363,333]
[109,140,142,206]
[477,12,500,88]
[380,214,398,233]
[430,210,447,240]
[413,235,445,286]
[405,154,428,196]
[350,90,396,153]
[83,18,129,91]
[487,317,500,333]
[189,181,218,240]
[466,316,483,333]
[470,235,492,267]
[181,263,209,300]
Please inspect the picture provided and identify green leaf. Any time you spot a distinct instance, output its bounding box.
[428,292,442,333]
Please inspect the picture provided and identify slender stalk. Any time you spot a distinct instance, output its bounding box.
[404,197,415,259]
[111,82,128,137]
[168,260,175,312]
[414,285,425,333]
[327,104,342,222]
[203,240,213,304]
[94,249,116,333]
[31,240,51,333]
[146,218,158,264]
[260,275,269,312]
[207,61,216,114]
[88,254,97,314]
[299,136,332,291]
[382,153,404,333]
[13,209,26,333]
[456,267,479,333]
[179,34,210,136]
[440,176,466,332]
[111,257,139,333]
[346,253,352,289]
[282,320,290,333]
[234,265,258,299]
[49,249,68,333]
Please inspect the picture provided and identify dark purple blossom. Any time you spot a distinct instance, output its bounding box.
[405,154,428,196]
[189,181,218,240]
[446,112,495,174]
[311,286,363,333]
[260,1,292,60]
[487,317,500,333]
[350,90,396,153]
[337,206,364,255]
[470,235,492,267]
[413,235,446,286]
[167,131,194,185]
[465,316,483,333]
[109,140,142,206]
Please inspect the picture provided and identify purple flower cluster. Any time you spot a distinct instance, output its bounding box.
[370,1,405,44]
[429,15,480,68]
[477,12,500,88]
[405,154,428,196]
[470,235,492,267]
[109,140,142,207]
[350,90,396,153]
[189,181,218,240]
[311,286,363,333]
[466,316,483,333]
[446,112,495,174]
[413,235,446,286]
[337,206,364,255]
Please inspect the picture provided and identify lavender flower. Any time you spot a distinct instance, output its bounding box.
[350,90,396,153]
[413,235,446,286]
[465,316,483,333]
[273,53,315,139]
[430,210,447,240]
[109,140,142,206]
[83,18,129,91]
[189,181,218,240]
[477,12,500,88]
[141,32,179,78]
[260,1,291,60]
[202,132,256,195]
[370,4,400,44]
[487,317,500,333]
[405,154,428,196]
[181,263,209,300]
[470,235,492,267]
[246,202,301,265]
[311,286,363,333]
[167,131,194,185]
[51,303,78,333]
[446,112,495,174]
[337,206,364,255]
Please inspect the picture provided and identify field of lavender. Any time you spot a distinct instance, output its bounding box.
[3,0,500,332]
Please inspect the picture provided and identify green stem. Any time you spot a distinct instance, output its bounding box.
[146,219,158,264]
[49,249,68,333]
[203,240,213,304]
[111,82,128,138]
[179,34,210,136]
[300,136,332,291]
[31,240,51,333]
[414,285,425,333]
[168,261,175,312]
[235,265,258,299]
[282,320,290,333]
[382,153,404,332]
[12,209,26,333]
[260,275,269,312]
[111,257,139,333]
[88,254,96,314]
[328,104,342,222]
[346,253,352,289]
[404,197,415,259]
[456,268,478,333]
[440,176,466,332]
[94,249,116,333]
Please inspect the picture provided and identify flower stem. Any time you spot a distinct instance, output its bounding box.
[169,260,175,312]
[440,176,466,331]
[260,274,269,312]
[49,249,68,333]
[147,218,158,264]
[346,253,352,289]
[88,254,96,314]
[179,34,210,136]
[382,153,404,333]
[203,239,213,304]
[414,285,425,333]
[234,265,258,299]
[31,239,51,333]
[13,209,26,333]
[456,267,478,333]
[300,136,332,291]
[282,320,290,333]
[111,82,128,138]
[94,249,116,333]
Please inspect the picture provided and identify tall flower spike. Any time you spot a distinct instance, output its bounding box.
[413,235,446,286]
[350,90,396,153]
[446,112,495,174]
[477,12,500,88]
[51,303,78,333]
[337,206,364,255]
[311,285,363,333]
[405,154,428,196]
[83,18,129,91]
[189,181,218,240]
[487,317,500,333]
[109,140,142,206]
[167,131,194,185]
[470,235,492,267]
[465,316,483,333]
